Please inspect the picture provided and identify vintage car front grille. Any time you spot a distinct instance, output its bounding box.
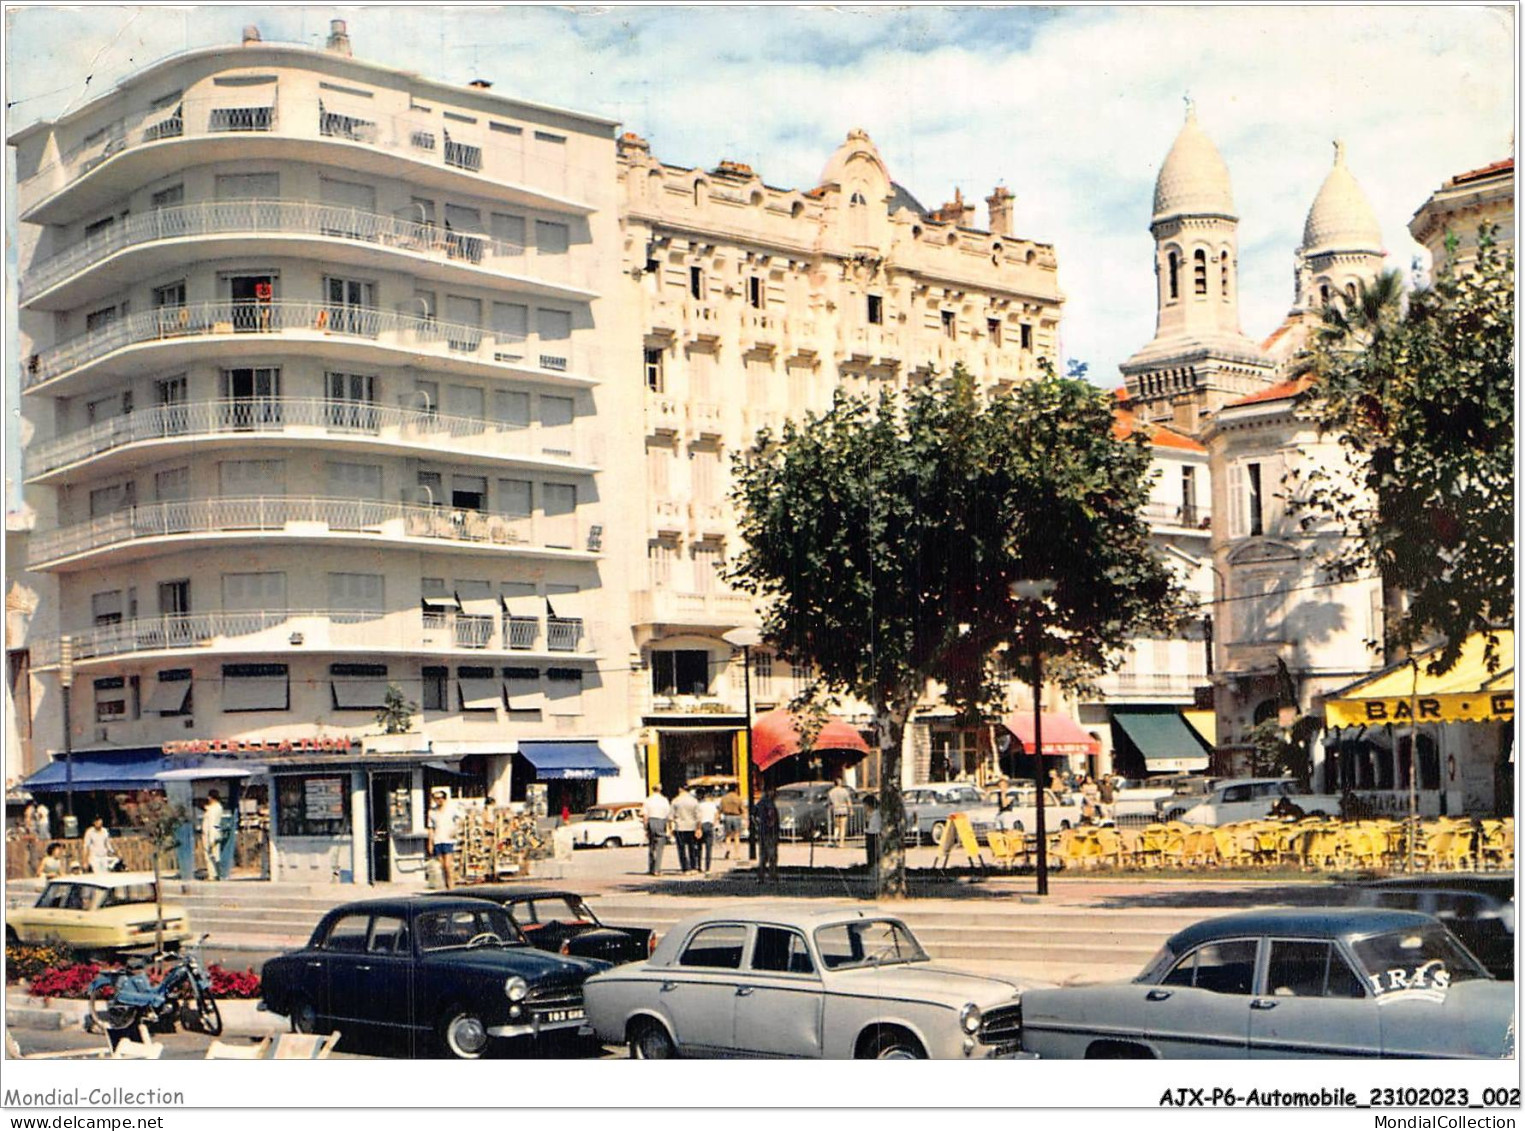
[526,984,584,1016]
[979,1004,1022,1045]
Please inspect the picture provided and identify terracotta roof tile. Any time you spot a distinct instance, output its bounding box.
[1451,157,1514,187]
[1111,408,1207,452]
[1227,375,1314,408]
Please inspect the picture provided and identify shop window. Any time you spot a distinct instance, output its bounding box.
[277,774,350,837]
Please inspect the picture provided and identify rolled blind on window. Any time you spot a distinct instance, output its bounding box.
[221,572,286,611]
[328,572,383,611]
[458,676,501,710]
[491,213,526,250]
[331,678,390,709]
[214,173,279,200]
[535,220,569,254]
[155,468,190,502]
[325,461,383,500]
[320,177,376,211]
[219,459,285,496]
[545,586,582,619]
[455,580,498,617]
[539,395,574,429]
[501,586,542,618]
[545,671,583,715]
[493,390,530,427]
[504,670,547,711]
[91,591,123,620]
[446,385,485,419]
[497,479,532,518]
[542,483,576,517]
[492,303,528,339]
[537,308,572,340]
[222,669,288,712]
[445,295,482,327]
[144,678,192,714]
[444,205,484,234]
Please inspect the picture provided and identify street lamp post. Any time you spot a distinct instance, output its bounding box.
[59,634,75,831]
[1010,580,1056,897]
[723,627,764,862]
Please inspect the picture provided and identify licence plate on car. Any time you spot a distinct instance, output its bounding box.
[543,1009,584,1023]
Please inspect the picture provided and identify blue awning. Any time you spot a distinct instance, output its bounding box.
[517,741,617,781]
[23,748,178,793]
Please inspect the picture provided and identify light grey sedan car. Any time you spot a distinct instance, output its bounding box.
[582,905,1031,1058]
[1019,908,1514,1059]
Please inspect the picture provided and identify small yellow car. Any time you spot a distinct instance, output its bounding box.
[5,872,191,953]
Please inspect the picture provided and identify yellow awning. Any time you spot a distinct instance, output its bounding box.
[1323,630,1515,727]
[1181,709,1217,748]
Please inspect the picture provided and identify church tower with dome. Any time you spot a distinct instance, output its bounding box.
[1262,141,1386,364]
[1119,103,1275,437]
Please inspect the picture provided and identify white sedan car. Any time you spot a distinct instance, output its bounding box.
[583,906,1033,1059]
[564,803,648,848]
[993,788,1083,833]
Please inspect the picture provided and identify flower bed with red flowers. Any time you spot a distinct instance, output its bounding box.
[21,961,260,1000]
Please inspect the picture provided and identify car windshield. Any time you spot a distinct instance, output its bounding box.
[416,905,522,951]
[520,895,596,926]
[100,883,157,907]
[582,808,613,822]
[776,787,814,801]
[1350,925,1490,989]
[815,919,928,969]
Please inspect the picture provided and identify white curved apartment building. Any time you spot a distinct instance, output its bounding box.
[10,25,642,882]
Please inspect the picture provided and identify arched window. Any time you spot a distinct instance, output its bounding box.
[850,191,867,205]
[1319,283,1330,306]
[1167,251,1179,300]
[1345,282,1358,306]
[1220,251,1230,299]
[1193,249,1207,296]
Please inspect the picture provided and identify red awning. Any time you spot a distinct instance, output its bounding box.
[1004,711,1101,757]
[751,708,871,772]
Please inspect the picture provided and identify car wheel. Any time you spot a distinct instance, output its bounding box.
[440,1009,492,1060]
[4,926,18,945]
[1060,820,1072,831]
[629,1019,678,1060]
[930,821,948,844]
[602,837,622,849]
[288,996,323,1035]
[858,1026,927,1060]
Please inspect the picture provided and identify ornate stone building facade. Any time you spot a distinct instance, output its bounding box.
[617,128,1066,790]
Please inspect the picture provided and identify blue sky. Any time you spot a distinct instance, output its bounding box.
[3,5,1515,501]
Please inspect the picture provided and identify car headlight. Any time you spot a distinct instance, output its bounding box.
[959,1002,982,1034]
[504,976,529,1002]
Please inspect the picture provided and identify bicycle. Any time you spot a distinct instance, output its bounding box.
[87,934,222,1037]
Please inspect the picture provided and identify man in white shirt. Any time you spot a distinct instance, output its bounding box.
[669,786,701,874]
[827,781,853,847]
[695,794,719,873]
[642,788,671,876]
[82,817,113,874]
[427,792,458,889]
[202,791,226,881]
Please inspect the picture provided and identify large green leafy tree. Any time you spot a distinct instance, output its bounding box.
[728,364,1183,895]
[1297,233,1514,674]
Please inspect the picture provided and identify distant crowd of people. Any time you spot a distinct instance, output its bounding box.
[641,782,746,877]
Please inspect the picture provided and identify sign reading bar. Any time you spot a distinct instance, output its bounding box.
[1325,692,1514,729]
[161,736,357,756]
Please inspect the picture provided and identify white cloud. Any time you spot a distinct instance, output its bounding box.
[5,4,1515,389]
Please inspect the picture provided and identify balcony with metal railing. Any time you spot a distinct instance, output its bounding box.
[19,93,606,223]
[28,496,594,571]
[30,607,597,668]
[24,398,597,483]
[22,300,589,395]
[21,201,598,310]
[1141,500,1211,532]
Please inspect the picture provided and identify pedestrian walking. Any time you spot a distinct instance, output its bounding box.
[202,791,227,881]
[696,794,718,872]
[718,786,745,859]
[83,817,114,874]
[827,780,853,847]
[1080,775,1101,825]
[31,800,50,840]
[643,788,671,875]
[670,785,700,873]
[426,791,457,889]
[863,795,880,871]
[1098,774,1116,823]
[755,787,780,884]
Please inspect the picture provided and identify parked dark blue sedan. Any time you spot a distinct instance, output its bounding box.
[260,897,610,1058]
